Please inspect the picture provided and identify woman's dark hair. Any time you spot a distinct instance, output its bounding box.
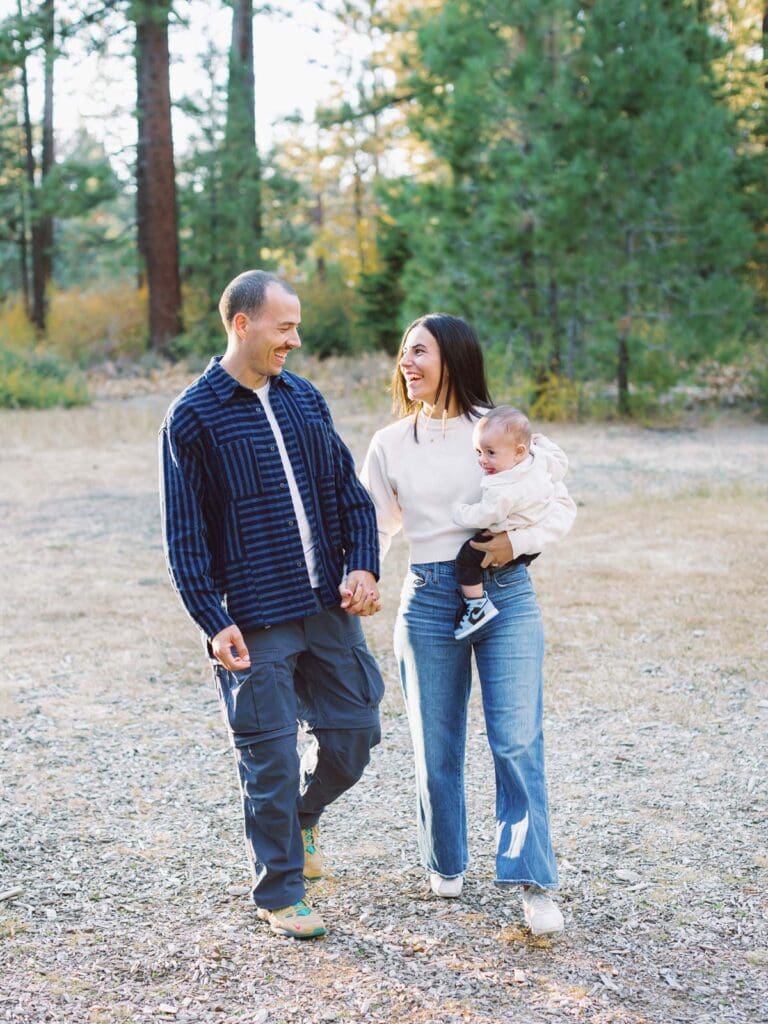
[391,313,493,439]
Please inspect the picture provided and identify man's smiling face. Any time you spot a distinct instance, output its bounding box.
[234,283,302,386]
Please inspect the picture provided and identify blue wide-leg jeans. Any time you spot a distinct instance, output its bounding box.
[393,560,558,889]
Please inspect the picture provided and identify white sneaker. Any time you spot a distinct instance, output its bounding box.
[521,887,564,936]
[454,594,499,639]
[430,872,464,898]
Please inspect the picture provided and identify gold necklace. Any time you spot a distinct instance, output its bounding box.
[420,407,448,442]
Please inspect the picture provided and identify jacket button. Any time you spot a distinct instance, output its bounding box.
[296,560,303,567]
[288,519,295,527]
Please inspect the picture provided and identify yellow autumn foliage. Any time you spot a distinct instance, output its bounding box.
[0,283,148,363]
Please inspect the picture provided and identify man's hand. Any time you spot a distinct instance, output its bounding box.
[469,531,515,568]
[339,570,381,617]
[211,624,251,671]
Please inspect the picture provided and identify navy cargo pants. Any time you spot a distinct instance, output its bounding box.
[211,598,384,909]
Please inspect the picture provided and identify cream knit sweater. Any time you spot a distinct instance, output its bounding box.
[360,411,576,564]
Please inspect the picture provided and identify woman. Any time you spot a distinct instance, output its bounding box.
[360,314,576,936]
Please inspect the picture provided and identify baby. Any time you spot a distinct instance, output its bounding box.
[452,405,570,639]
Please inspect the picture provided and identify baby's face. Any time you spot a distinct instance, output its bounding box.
[473,423,528,475]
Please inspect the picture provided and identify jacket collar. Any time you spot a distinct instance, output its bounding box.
[204,356,295,403]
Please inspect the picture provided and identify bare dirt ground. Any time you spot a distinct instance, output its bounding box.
[1,356,767,1024]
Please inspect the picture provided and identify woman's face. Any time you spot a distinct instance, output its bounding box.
[399,325,445,407]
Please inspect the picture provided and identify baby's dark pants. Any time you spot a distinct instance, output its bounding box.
[455,532,492,587]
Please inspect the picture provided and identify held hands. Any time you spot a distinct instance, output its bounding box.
[211,624,251,671]
[210,572,381,668]
[339,570,382,617]
[469,531,515,569]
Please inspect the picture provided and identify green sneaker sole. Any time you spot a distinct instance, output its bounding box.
[271,924,326,939]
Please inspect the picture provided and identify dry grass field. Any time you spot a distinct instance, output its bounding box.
[1,355,766,1024]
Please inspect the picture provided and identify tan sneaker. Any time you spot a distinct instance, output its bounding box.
[256,898,326,939]
[302,825,324,881]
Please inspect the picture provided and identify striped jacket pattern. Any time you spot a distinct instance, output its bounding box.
[159,357,380,640]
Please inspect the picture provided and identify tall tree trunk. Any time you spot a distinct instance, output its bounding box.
[226,0,255,148]
[520,213,542,374]
[617,322,630,416]
[32,0,55,332]
[617,230,636,415]
[18,0,35,323]
[518,134,542,377]
[135,34,147,290]
[353,155,366,273]
[313,190,326,282]
[18,217,30,319]
[547,273,562,375]
[134,0,182,352]
[200,55,223,314]
[546,16,563,377]
[225,0,261,270]
[565,311,580,381]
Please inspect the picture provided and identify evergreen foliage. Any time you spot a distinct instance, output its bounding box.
[356,211,410,352]
[298,262,357,359]
[0,67,26,303]
[220,0,262,274]
[0,0,764,416]
[377,0,758,411]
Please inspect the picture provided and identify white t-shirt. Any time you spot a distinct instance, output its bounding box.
[254,381,320,587]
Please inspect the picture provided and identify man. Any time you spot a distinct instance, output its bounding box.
[159,270,384,939]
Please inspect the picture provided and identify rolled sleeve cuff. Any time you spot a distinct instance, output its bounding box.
[345,543,381,581]
[196,605,236,644]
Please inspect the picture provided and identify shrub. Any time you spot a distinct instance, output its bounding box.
[749,358,768,420]
[0,299,36,348]
[483,345,536,410]
[0,346,88,409]
[173,287,223,361]
[0,284,148,365]
[529,375,583,422]
[47,284,147,363]
[297,265,357,358]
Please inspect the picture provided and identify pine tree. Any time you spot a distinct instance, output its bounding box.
[132,0,183,352]
[221,0,262,275]
[553,0,754,412]
[375,0,755,411]
[356,210,410,351]
[0,65,27,303]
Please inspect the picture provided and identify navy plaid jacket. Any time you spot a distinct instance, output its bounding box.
[159,357,380,640]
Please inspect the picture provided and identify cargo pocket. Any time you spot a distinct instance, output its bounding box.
[214,653,296,743]
[349,642,385,710]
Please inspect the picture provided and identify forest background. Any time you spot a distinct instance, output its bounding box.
[0,0,766,421]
